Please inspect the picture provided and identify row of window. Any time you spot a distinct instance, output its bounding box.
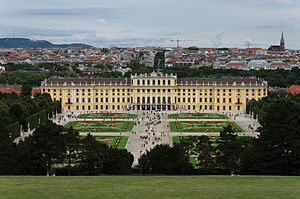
[136,79,173,86]
[70,105,124,111]
[44,88,266,94]
[68,104,241,111]
[180,105,241,111]
[62,96,254,104]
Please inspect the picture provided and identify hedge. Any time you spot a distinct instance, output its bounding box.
[26,109,48,130]
[7,121,21,139]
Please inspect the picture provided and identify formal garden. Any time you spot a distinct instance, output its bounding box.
[77,112,137,119]
[65,121,134,132]
[170,121,244,132]
[168,113,229,119]
[92,136,128,149]
[52,136,129,169]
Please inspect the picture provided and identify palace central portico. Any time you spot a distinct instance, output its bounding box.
[41,72,267,111]
[130,72,177,111]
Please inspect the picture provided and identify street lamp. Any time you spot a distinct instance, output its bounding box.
[148,159,152,175]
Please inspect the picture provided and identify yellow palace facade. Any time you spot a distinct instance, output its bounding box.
[41,72,267,111]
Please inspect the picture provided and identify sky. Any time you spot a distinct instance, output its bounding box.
[0,0,300,49]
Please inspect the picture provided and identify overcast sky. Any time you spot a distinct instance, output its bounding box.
[1,0,300,48]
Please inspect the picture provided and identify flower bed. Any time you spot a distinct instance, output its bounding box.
[65,121,134,132]
[169,121,244,132]
[168,113,229,119]
[77,113,137,119]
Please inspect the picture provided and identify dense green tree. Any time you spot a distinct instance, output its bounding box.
[18,120,68,175]
[216,125,241,174]
[179,136,197,156]
[64,127,80,176]
[0,123,19,174]
[9,103,25,121]
[255,97,300,175]
[21,84,32,97]
[195,136,217,169]
[138,144,193,175]
[103,148,134,174]
[77,134,108,175]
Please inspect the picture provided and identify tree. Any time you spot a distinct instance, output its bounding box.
[28,120,67,175]
[216,125,241,175]
[179,136,196,156]
[9,103,25,121]
[0,123,19,174]
[21,84,32,97]
[195,136,217,169]
[103,148,134,174]
[77,134,108,175]
[256,98,300,175]
[64,127,80,176]
[138,144,193,175]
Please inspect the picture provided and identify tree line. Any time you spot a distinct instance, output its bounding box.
[0,121,134,175]
[1,63,299,88]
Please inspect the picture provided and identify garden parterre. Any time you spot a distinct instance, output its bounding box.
[168,113,229,119]
[65,121,134,132]
[77,112,137,119]
[170,121,244,132]
[92,136,129,149]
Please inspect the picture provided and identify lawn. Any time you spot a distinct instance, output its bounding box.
[65,121,134,132]
[170,121,244,132]
[173,136,220,146]
[93,136,129,149]
[168,113,229,119]
[0,176,300,199]
[77,112,137,119]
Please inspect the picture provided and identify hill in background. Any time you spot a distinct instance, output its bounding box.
[0,38,93,48]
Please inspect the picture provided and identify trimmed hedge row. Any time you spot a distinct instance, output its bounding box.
[7,121,21,139]
[6,103,61,140]
[27,109,48,130]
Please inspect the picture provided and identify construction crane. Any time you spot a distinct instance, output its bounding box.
[170,38,198,49]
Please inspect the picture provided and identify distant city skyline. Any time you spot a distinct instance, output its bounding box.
[1,0,300,49]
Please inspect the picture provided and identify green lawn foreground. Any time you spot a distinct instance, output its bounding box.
[0,176,300,199]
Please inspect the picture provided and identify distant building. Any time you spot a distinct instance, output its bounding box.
[0,85,22,94]
[248,60,268,70]
[281,85,300,95]
[0,85,41,95]
[268,61,290,70]
[268,32,285,51]
[226,61,247,70]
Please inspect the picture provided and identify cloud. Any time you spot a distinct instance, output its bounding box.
[257,18,300,30]
[210,31,225,48]
[21,7,118,16]
[96,19,107,24]
[249,0,294,5]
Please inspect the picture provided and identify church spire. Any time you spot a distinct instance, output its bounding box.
[280,32,285,50]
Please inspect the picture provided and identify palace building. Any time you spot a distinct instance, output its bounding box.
[41,72,268,111]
